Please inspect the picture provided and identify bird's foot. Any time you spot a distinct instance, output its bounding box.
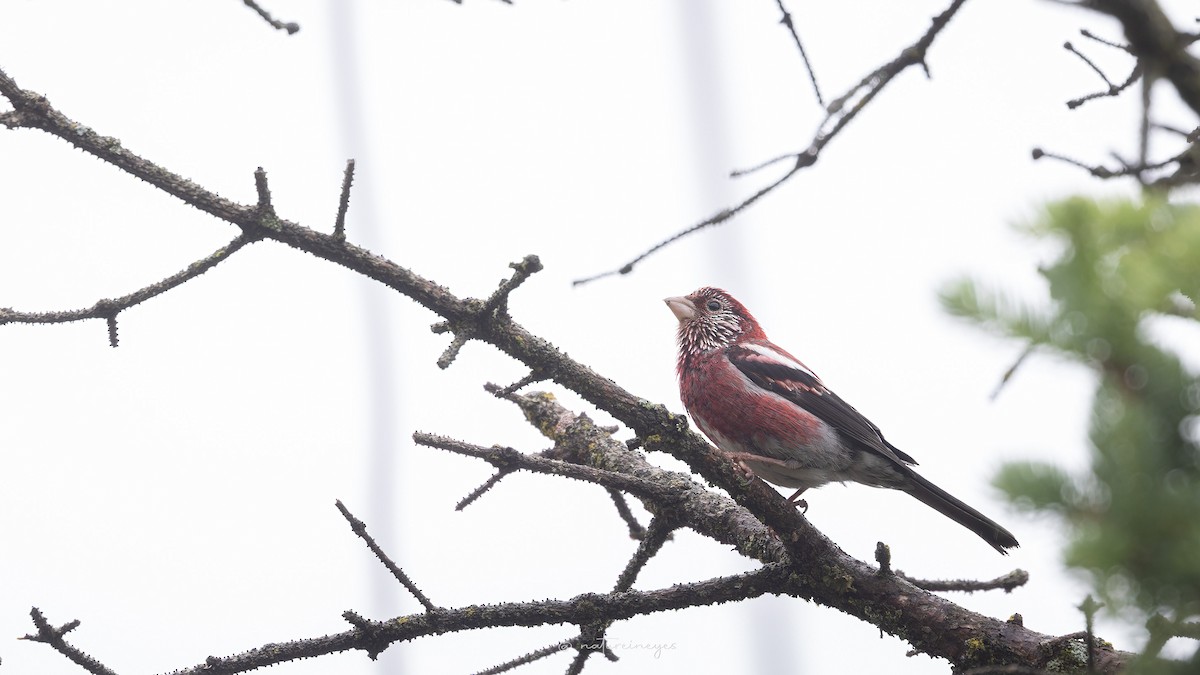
[786,488,808,513]
[734,459,757,482]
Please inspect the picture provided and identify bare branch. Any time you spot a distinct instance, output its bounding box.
[1080,28,1134,54]
[333,159,355,242]
[20,608,118,675]
[1065,40,1122,89]
[174,565,790,673]
[105,315,119,348]
[489,371,549,397]
[433,254,543,368]
[335,500,438,613]
[242,0,300,35]
[729,151,799,178]
[0,235,254,343]
[1063,38,1142,109]
[482,254,543,317]
[455,467,517,511]
[571,167,798,285]
[474,640,569,674]
[414,434,688,510]
[0,70,258,230]
[774,0,824,106]
[574,0,970,285]
[254,166,275,216]
[991,344,1036,401]
[613,517,676,592]
[607,488,650,540]
[897,568,1030,594]
[1031,145,1182,180]
[1080,595,1103,673]
[1144,613,1200,659]
[1085,0,1200,116]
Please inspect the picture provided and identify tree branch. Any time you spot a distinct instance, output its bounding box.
[242,0,300,35]
[1,62,1135,672]
[170,565,791,674]
[1087,0,1200,115]
[573,0,970,284]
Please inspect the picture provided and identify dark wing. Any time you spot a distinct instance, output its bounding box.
[727,342,917,467]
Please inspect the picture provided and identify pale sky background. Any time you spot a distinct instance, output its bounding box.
[2,1,1197,674]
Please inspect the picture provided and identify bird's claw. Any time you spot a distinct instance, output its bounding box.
[734,459,757,482]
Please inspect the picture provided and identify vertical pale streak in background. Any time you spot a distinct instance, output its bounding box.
[329,3,404,670]
[676,2,800,673]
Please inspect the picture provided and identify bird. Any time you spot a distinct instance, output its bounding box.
[665,287,1019,554]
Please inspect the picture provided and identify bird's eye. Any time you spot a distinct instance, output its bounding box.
[706,299,721,312]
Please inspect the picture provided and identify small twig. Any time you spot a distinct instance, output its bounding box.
[0,235,253,342]
[473,640,569,675]
[607,488,649,540]
[875,542,892,576]
[243,0,300,34]
[1080,28,1133,54]
[1080,595,1103,673]
[482,254,543,317]
[1138,62,1152,169]
[436,334,469,369]
[1151,122,1194,137]
[613,517,676,592]
[335,500,438,612]
[333,159,355,242]
[1142,614,1173,659]
[1062,34,1143,109]
[570,518,694,675]
[105,314,119,348]
[1031,146,1177,179]
[1144,613,1200,659]
[991,344,1035,401]
[254,166,276,218]
[489,372,548,398]
[896,568,1029,594]
[729,151,799,178]
[566,635,601,674]
[773,0,824,106]
[456,468,517,510]
[1064,41,1119,89]
[1082,0,1200,116]
[1067,63,1142,109]
[433,256,543,368]
[20,608,118,675]
[414,434,680,504]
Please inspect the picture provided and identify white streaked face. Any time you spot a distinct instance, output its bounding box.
[665,289,746,354]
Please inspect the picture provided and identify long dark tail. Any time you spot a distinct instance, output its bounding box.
[903,471,1019,554]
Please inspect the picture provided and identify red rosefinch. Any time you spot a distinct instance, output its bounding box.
[666,287,1018,554]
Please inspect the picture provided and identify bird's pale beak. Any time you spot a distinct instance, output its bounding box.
[664,296,696,322]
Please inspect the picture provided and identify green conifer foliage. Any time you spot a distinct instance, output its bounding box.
[943,198,1200,662]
